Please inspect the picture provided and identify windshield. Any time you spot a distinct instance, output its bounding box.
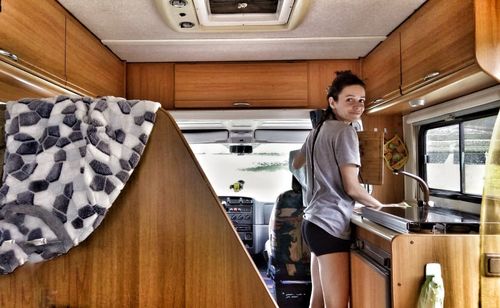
[189,143,303,202]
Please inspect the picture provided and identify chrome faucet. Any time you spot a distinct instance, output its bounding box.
[393,169,434,209]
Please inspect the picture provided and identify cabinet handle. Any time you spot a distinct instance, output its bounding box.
[423,71,440,81]
[233,102,251,107]
[0,49,19,61]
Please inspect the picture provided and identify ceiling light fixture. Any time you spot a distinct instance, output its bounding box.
[179,21,195,28]
[170,0,187,8]
[408,98,425,108]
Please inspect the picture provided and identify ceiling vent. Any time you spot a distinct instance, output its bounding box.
[155,0,310,32]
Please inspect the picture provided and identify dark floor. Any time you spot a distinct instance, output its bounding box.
[252,253,312,308]
[252,253,276,299]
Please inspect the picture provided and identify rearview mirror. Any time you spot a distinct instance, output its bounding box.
[230,145,252,154]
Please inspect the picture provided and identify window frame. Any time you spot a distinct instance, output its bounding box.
[418,107,499,204]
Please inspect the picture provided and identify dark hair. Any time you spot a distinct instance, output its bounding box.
[291,175,302,193]
[310,70,365,191]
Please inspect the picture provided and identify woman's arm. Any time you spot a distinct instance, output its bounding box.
[292,151,306,169]
[339,164,384,209]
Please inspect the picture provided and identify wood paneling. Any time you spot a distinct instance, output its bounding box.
[308,60,361,109]
[358,131,384,185]
[0,0,66,83]
[480,109,500,307]
[126,63,175,109]
[0,61,78,102]
[353,226,392,253]
[362,33,401,107]
[366,63,498,115]
[0,110,276,308]
[392,234,480,308]
[66,16,125,97]
[174,62,308,108]
[363,0,499,116]
[350,251,390,308]
[400,0,475,93]
[475,0,500,82]
[361,114,404,203]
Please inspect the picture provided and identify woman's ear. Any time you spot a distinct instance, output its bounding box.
[328,97,335,109]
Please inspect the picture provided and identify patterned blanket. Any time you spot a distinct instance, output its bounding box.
[0,96,160,274]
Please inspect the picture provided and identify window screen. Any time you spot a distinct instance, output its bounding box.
[419,108,498,203]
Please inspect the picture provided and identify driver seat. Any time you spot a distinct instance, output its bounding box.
[267,176,311,307]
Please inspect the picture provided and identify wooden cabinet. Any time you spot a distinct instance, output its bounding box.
[362,33,401,107]
[362,0,498,115]
[351,251,390,308]
[351,225,480,308]
[0,0,125,98]
[0,0,66,83]
[66,16,125,97]
[400,0,475,94]
[128,60,362,109]
[307,60,361,109]
[358,131,384,185]
[392,234,480,308]
[127,63,175,109]
[174,62,308,108]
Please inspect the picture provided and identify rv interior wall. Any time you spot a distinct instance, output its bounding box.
[403,84,500,213]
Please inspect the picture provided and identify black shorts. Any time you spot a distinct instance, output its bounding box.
[301,220,352,256]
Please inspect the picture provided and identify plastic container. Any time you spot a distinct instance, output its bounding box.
[417,263,445,308]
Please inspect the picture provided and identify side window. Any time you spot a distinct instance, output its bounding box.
[419,108,498,203]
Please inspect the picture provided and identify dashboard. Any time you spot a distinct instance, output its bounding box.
[219,196,274,255]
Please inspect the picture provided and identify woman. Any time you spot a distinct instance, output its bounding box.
[293,71,394,307]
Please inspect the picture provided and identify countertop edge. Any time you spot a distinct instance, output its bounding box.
[351,213,400,241]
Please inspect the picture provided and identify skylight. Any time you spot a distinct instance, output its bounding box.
[155,0,310,32]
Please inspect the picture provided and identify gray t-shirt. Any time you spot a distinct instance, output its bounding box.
[299,120,360,240]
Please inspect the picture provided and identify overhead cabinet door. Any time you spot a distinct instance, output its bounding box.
[400,0,475,94]
[0,0,66,83]
[362,33,401,107]
[174,62,309,108]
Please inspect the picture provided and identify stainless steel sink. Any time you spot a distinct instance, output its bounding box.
[361,206,480,234]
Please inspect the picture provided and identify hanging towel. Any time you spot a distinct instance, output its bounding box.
[383,134,409,171]
[0,96,161,274]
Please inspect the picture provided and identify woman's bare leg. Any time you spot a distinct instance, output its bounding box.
[309,253,324,308]
[317,252,350,308]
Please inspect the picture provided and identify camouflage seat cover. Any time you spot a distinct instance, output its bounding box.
[269,188,310,278]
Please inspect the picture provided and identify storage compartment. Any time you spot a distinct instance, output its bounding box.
[362,0,499,115]
[174,62,309,108]
[0,0,66,83]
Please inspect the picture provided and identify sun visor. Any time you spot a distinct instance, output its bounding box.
[254,129,309,143]
[182,129,229,143]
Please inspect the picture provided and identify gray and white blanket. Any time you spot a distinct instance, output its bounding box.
[0,96,160,274]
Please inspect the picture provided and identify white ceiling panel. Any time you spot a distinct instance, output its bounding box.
[57,0,426,62]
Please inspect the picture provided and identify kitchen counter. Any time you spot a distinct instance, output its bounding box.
[350,212,399,241]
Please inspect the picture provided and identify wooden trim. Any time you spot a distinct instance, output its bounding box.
[475,0,500,82]
[0,60,79,102]
[126,63,175,109]
[353,225,392,253]
[307,60,361,109]
[366,63,498,115]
